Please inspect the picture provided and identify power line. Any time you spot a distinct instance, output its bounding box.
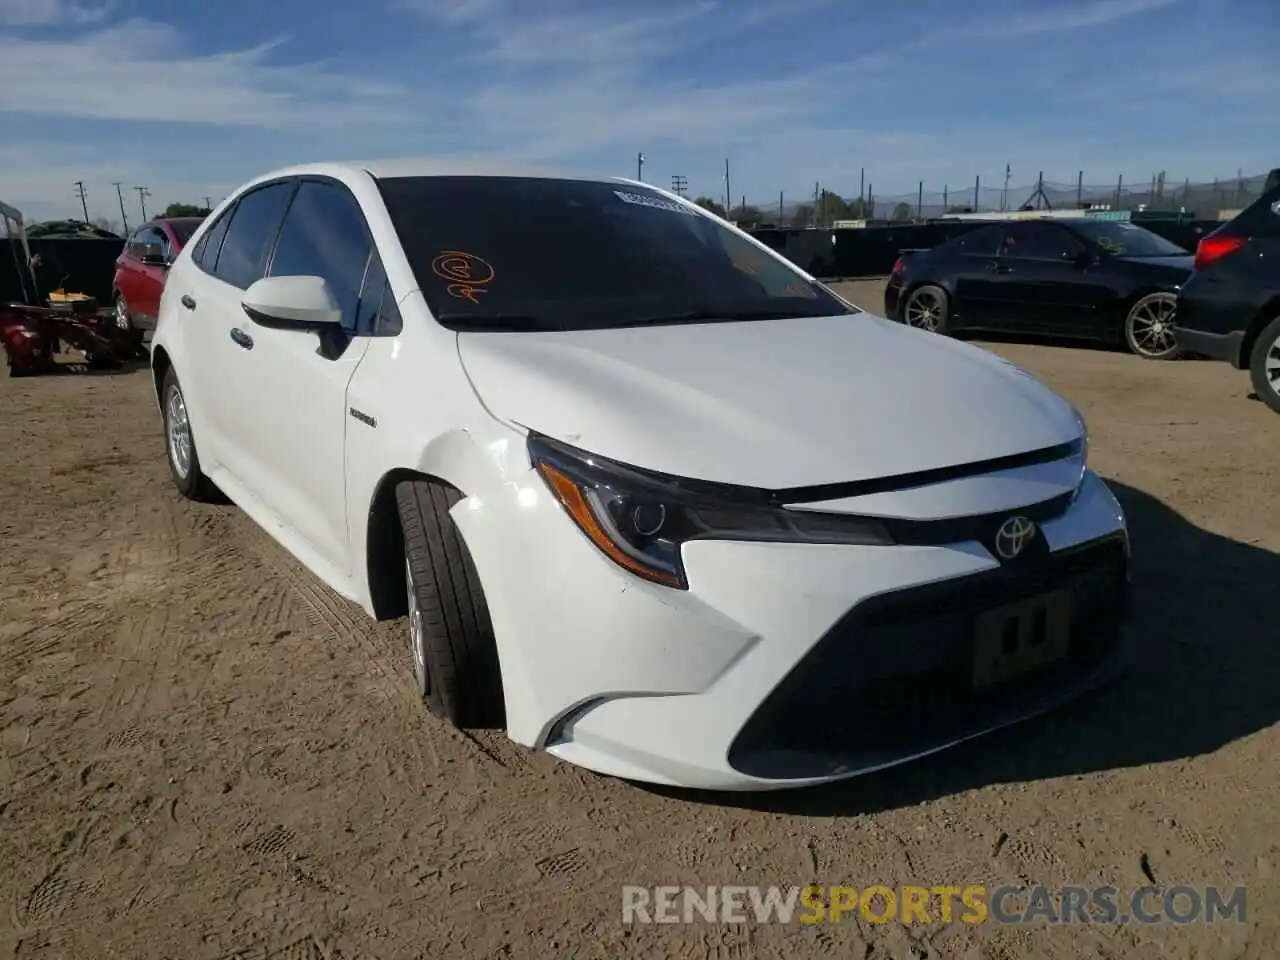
[670,175,687,196]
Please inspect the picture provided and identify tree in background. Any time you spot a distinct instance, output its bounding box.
[693,197,727,218]
[729,203,764,226]
[788,204,814,228]
[162,202,213,218]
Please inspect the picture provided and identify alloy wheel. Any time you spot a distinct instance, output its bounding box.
[905,289,944,332]
[114,297,130,330]
[1263,333,1280,399]
[405,558,429,697]
[1128,294,1180,359]
[165,384,192,479]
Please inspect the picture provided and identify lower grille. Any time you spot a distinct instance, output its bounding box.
[727,535,1130,780]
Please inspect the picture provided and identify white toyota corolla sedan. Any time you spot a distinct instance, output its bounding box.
[150,159,1131,791]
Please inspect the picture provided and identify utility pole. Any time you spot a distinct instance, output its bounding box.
[1076,171,1084,208]
[113,182,130,233]
[778,191,783,221]
[670,175,687,196]
[636,152,645,182]
[813,181,820,227]
[916,181,923,220]
[723,158,731,215]
[973,175,980,211]
[134,185,151,221]
[202,196,213,210]
[859,167,865,207]
[1001,164,1011,212]
[74,181,89,222]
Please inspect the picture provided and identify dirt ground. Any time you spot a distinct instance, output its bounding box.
[3,280,1279,959]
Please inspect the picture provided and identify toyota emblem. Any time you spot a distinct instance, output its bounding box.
[994,516,1036,560]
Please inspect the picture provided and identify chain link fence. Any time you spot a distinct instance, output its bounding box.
[726,170,1272,228]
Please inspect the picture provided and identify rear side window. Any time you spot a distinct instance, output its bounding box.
[999,222,1082,260]
[192,207,233,270]
[267,179,373,333]
[213,181,295,289]
[944,226,1001,256]
[1227,186,1280,238]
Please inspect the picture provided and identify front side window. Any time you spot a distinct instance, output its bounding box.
[213,180,295,289]
[377,176,856,331]
[268,180,372,332]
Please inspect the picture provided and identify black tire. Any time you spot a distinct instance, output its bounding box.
[160,367,215,500]
[396,480,504,728]
[902,284,951,334]
[1248,315,1280,415]
[1123,292,1182,360]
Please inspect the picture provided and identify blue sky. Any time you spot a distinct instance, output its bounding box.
[1,0,1276,223]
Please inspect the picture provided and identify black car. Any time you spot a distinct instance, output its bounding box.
[884,217,1194,359]
[1175,168,1280,414]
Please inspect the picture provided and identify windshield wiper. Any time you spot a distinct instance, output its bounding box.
[611,307,837,328]
[434,313,563,332]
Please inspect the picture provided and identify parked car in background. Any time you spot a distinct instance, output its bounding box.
[884,218,1194,359]
[1176,169,1280,415]
[111,217,203,331]
[149,159,1130,791]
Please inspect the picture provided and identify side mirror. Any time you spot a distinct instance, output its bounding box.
[241,275,343,330]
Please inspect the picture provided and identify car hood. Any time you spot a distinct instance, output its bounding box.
[456,313,1082,490]
[1114,254,1195,277]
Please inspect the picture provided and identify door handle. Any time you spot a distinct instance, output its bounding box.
[230,327,254,350]
[987,262,1011,274]
[180,294,197,310]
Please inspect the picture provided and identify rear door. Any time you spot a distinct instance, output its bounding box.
[180,180,297,480]
[945,225,1010,326]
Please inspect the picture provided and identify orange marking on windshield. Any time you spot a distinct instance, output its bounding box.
[432,250,496,302]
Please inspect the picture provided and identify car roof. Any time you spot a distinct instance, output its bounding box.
[254,157,629,186]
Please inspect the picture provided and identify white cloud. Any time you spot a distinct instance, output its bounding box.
[0,0,111,26]
[985,0,1179,37]
[0,18,417,127]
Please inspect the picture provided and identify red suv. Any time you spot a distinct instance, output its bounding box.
[111,217,204,331]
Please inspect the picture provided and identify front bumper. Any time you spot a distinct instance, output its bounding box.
[453,468,1130,791]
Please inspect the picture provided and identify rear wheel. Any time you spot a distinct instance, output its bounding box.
[160,367,215,499]
[396,479,504,728]
[903,284,951,334]
[1124,292,1182,360]
[1248,316,1280,415]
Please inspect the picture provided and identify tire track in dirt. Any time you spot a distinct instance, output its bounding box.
[229,521,447,784]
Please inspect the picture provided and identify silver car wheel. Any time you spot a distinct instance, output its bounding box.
[165,384,192,479]
[405,558,429,697]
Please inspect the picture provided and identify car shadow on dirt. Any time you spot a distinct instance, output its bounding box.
[654,480,1280,816]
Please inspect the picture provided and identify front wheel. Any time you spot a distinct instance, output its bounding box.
[1124,292,1182,360]
[396,479,504,728]
[113,294,133,332]
[1248,316,1280,415]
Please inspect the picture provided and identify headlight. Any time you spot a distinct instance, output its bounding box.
[1069,405,1089,501]
[528,434,895,589]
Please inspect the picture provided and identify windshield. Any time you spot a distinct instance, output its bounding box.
[1071,221,1187,257]
[377,176,856,331]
